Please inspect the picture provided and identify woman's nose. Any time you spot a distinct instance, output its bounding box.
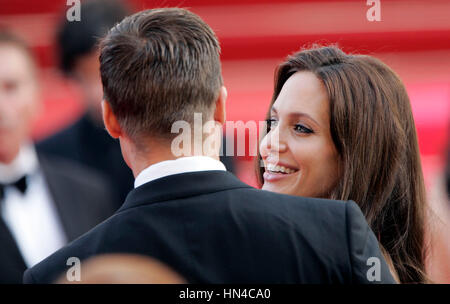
[262,126,287,155]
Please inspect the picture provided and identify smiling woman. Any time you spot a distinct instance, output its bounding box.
[260,71,340,198]
[257,46,428,284]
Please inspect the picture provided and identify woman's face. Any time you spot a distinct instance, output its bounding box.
[260,71,340,198]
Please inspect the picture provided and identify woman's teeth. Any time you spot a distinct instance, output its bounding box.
[266,163,297,174]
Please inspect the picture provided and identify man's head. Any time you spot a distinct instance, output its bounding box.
[57,0,128,122]
[100,8,227,173]
[0,31,40,164]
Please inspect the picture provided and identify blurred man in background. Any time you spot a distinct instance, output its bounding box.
[0,30,117,283]
[36,0,134,205]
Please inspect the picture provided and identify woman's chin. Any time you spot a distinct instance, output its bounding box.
[262,181,293,196]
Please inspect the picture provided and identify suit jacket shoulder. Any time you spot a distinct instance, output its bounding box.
[24,171,395,284]
[344,200,395,283]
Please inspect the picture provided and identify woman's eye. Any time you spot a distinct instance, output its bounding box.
[294,124,313,134]
[266,118,278,130]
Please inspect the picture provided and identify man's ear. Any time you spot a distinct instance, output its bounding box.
[102,100,122,139]
[213,86,227,125]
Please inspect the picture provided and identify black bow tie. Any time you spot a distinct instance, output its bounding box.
[0,176,28,200]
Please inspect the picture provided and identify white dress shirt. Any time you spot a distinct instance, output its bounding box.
[0,144,67,268]
[134,156,227,188]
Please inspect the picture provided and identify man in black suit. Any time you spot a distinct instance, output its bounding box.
[36,1,235,206]
[24,8,395,284]
[0,31,117,283]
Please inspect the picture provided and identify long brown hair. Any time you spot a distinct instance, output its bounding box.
[257,46,428,283]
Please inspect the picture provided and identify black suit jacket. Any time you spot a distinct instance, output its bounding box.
[23,171,395,284]
[0,152,117,284]
[36,114,134,206]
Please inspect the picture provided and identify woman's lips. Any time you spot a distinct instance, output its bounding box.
[263,163,299,182]
[263,170,298,182]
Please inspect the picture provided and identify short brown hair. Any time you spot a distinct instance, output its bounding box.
[257,46,427,283]
[99,8,223,141]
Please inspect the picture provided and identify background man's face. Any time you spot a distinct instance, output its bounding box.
[0,44,39,164]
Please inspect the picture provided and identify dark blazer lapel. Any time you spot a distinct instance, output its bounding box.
[118,171,252,213]
[37,153,83,241]
[0,216,27,282]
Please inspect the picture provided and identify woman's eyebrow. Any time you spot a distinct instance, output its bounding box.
[271,106,320,127]
[288,112,320,126]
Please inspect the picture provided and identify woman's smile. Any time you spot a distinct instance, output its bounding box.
[263,161,300,182]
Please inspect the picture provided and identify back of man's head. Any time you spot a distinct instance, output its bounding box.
[99,8,223,141]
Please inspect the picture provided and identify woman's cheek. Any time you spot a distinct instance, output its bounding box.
[259,135,269,158]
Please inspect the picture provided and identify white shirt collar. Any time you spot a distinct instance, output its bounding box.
[0,143,39,183]
[134,156,226,188]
